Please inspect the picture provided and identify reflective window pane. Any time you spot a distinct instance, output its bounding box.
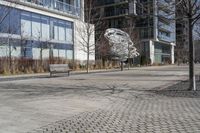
[41,15,50,40]
[58,20,66,41]
[0,6,9,33]
[52,19,59,40]
[21,11,32,37]
[32,14,41,38]
[66,22,73,44]
[66,50,73,60]
[10,9,21,34]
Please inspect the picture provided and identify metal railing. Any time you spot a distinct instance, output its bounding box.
[158,10,174,20]
[20,0,81,17]
[158,34,173,42]
[105,9,128,17]
[158,22,173,32]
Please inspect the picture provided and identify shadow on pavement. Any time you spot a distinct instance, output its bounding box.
[147,80,200,98]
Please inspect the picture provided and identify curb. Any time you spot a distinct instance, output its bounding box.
[0,69,121,82]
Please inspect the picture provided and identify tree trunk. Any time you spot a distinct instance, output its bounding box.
[128,44,130,70]
[188,19,196,91]
[87,48,89,73]
[8,38,12,73]
[40,48,43,67]
[121,61,123,71]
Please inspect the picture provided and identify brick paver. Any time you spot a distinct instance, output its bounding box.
[0,65,200,133]
[31,93,200,133]
[30,77,200,133]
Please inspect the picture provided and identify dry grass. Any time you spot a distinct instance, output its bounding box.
[0,58,120,75]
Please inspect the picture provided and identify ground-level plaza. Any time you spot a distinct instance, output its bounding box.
[0,65,200,133]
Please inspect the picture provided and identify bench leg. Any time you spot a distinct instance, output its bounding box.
[68,71,70,76]
[50,72,52,77]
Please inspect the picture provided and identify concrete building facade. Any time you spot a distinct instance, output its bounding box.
[0,0,95,62]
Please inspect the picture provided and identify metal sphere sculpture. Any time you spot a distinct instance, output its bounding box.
[104,28,139,61]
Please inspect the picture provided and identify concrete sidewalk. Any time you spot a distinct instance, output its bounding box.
[0,68,120,81]
[0,65,178,81]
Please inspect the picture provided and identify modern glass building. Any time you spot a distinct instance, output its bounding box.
[175,0,189,63]
[0,0,94,61]
[93,0,175,64]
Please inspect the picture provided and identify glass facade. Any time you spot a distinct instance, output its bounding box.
[0,5,74,60]
[0,7,21,34]
[154,42,171,63]
[157,0,175,43]
[20,11,73,43]
[135,0,154,39]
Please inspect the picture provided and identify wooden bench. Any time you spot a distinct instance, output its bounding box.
[49,64,72,77]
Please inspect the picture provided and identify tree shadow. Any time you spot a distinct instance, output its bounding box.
[146,80,200,98]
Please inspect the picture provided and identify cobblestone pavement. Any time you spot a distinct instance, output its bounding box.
[0,65,200,133]
[30,86,200,133]
[32,99,200,133]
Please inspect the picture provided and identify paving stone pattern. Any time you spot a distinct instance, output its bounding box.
[1,65,200,133]
[30,89,200,133]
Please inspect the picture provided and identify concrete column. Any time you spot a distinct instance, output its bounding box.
[149,40,155,64]
[129,0,137,15]
[80,0,84,21]
[153,0,158,41]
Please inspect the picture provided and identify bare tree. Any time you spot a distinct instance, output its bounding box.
[34,30,51,65]
[175,0,200,90]
[95,36,112,68]
[77,0,102,73]
[77,22,95,73]
[123,17,143,68]
[156,0,200,90]
[0,1,20,73]
[136,0,200,90]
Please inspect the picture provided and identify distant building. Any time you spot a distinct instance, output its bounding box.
[175,0,189,63]
[194,40,200,62]
[0,0,95,61]
[91,0,175,64]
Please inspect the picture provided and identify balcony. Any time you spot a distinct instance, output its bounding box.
[104,9,129,17]
[158,34,174,42]
[157,0,174,11]
[158,22,173,32]
[158,10,174,20]
[19,0,81,17]
[95,0,128,7]
[158,0,170,8]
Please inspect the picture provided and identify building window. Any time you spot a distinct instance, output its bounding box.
[66,50,73,59]
[41,15,50,40]
[21,11,74,43]
[10,9,21,34]
[0,6,9,33]
[52,18,59,40]
[21,11,32,37]
[66,22,73,43]
[24,41,33,58]
[0,6,21,34]
[32,14,41,38]
[58,20,66,41]
[0,5,74,59]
